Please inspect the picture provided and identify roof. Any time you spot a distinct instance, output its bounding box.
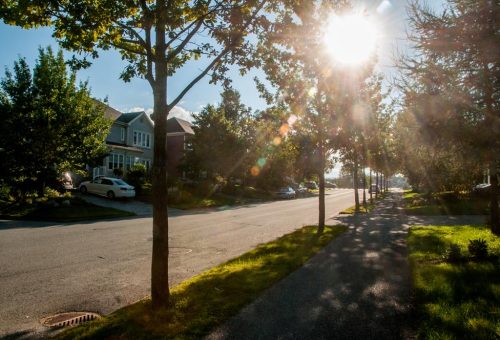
[93,99,122,120]
[106,141,144,153]
[116,111,143,124]
[167,117,194,135]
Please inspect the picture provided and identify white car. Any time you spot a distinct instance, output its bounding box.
[79,176,135,199]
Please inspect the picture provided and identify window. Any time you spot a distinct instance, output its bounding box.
[133,130,152,148]
[121,127,125,142]
[101,179,113,185]
[108,153,124,170]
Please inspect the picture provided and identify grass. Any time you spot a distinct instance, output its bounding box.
[169,193,238,210]
[403,191,489,215]
[408,225,500,339]
[0,197,134,222]
[57,224,347,339]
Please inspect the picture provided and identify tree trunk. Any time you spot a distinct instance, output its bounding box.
[375,171,379,199]
[369,168,373,202]
[353,160,360,212]
[362,167,367,207]
[151,77,170,309]
[318,141,325,234]
[489,160,500,235]
[151,10,170,309]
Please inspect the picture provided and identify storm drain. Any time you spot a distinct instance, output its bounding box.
[41,312,101,328]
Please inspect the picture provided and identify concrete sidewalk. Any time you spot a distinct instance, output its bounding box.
[208,193,415,340]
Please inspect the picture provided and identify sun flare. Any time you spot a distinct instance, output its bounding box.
[324,14,378,65]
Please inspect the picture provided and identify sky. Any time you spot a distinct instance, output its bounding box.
[0,1,445,176]
[0,0,440,118]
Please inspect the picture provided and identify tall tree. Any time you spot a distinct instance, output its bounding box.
[0,47,110,196]
[399,0,499,233]
[1,0,286,307]
[256,1,375,232]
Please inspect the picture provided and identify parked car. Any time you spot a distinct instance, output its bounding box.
[274,187,296,199]
[325,181,337,189]
[472,183,491,197]
[304,181,318,190]
[292,184,308,196]
[79,176,136,199]
[369,184,380,194]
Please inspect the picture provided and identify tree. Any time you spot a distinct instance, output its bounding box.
[0,47,110,197]
[255,1,376,233]
[399,0,500,234]
[0,0,289,307]
[184,88,255,183]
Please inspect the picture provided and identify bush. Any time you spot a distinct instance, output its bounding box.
[113,168,124,178]
[468,239,489,261]
[126,164,147,195]
[444,243,463,263]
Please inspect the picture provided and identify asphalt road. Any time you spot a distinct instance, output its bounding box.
[0,189,356,337]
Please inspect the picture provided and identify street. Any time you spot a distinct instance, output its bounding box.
[0,189,356,337]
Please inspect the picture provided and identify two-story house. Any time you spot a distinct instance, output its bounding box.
[92,104,154,178]
[92,103,194,179]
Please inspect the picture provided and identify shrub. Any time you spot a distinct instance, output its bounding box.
[126,164,147,195]
[113,168,124,178]
[468,239,489,261]
[444,243,463,263]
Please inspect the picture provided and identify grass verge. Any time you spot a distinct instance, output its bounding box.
[0,197,134,222]
[58,224,347,339]
[403,191,489,215]
[408,225,500,339]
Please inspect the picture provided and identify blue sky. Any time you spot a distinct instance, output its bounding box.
[0,0,440,121]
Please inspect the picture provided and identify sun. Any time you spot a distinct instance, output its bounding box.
[323,14,378,65]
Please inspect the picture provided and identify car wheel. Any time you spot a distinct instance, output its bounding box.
[80,186,87,194]
[107,191,115,199]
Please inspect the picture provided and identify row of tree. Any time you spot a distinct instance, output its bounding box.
[394,0,499,235]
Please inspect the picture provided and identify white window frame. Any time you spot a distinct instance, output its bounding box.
[121,127,125,142]
[133,130,152,149]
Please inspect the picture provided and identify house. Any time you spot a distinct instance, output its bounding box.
[166,117,195,178]
[92,102,194,179]
[92,103,154,178]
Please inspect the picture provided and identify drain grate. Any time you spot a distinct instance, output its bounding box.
[41,312,101,328]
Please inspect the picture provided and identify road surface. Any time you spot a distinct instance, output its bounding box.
[0,189,356,337]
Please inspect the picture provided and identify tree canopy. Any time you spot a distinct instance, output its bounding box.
[0,47,110,197]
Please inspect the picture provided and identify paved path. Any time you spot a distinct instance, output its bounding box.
[208,193,415,340]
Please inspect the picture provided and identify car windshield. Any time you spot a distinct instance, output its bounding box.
[113,179,128,186]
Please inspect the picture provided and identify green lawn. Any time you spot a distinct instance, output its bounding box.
[0,197,134,222]
[57,224,347,339]
[403,191,489,215]
[408,225,500,339]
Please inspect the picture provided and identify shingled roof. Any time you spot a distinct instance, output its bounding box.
[93,99,122,120]
[167,117,194,135]
[116,111,143,124]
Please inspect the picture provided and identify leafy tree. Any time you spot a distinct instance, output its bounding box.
[398,0,499,233]
[0,0,289,307]
[256,1,373,233]
[0,47,110,197]
[184,88,255,183]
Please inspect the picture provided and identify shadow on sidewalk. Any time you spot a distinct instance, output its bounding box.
[208,193,415,340]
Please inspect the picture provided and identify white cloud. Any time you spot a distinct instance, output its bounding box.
[125,105,194,122]
[169,106,194,122]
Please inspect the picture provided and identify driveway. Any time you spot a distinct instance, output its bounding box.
[74,192,154,216]
[0,189,356,338]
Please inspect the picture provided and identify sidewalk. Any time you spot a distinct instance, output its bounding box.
[208,193,414,339]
